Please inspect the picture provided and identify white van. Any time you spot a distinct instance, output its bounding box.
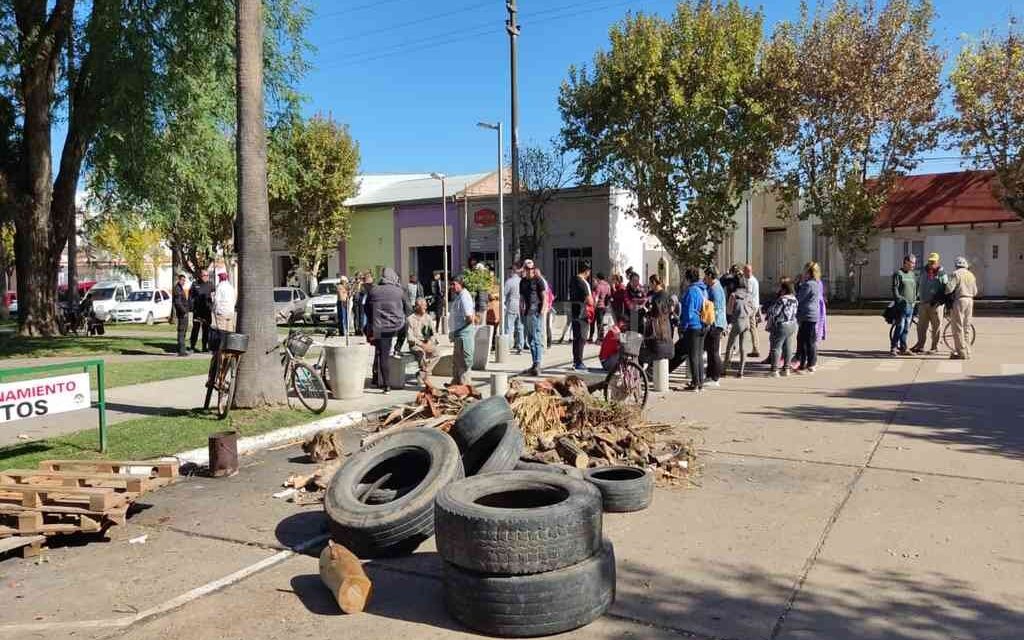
[85,281,135,321]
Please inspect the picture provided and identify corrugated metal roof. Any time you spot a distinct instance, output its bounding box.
[346,172,495,206]
[874,171,1019,228]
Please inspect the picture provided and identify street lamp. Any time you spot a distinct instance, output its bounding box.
[430,172,449,325]
[476,121,505,335]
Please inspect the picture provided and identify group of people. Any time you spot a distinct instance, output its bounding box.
[171,270,237,357]
[888,252,978,359]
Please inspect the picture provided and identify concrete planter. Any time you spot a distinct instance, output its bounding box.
[325,344,370,400]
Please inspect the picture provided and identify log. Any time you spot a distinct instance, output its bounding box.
[319,541,373,614]
[303,430,343,462]
[537,435,557,452]
[556,437,590,469]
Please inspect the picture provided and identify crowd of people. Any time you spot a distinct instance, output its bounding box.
[172,270,237,357]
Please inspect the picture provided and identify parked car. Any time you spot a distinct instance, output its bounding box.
[304,278,340,325]
[84,281,135,321]
[274,287,307,325]
[110,289,173,324]
[3,292,16,316]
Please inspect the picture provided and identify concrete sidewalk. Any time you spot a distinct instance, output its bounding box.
[1,316,1021,640]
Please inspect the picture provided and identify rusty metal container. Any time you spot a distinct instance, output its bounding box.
[208,430,239,477]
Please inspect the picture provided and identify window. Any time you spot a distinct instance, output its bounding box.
[901,240,924,269]
[992,244,999,260]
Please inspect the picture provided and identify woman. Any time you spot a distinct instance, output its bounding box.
[335,276,350,336]
[536,268,555,349]
[486,292,500,351]
[609,273,628,323]
[766,278,798,377]
[640,275,674,367]
[795,262,822,373]
[723,276,755,378]
[625,271,647,332]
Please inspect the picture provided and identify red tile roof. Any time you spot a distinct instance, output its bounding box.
[874,171,1019,229]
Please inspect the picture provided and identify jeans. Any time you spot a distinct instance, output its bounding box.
[524,313,544,366]
[724,318,750,375]
[769,322,797,372]
[704,326,723,381]
[891,306,913,351]
[797,320,818,368]
[337,302,348,336]
[571,318,586,366]
[684,328,705,388]
[451,324,476,384]
[504,310,524,350]
[176,313,189,355]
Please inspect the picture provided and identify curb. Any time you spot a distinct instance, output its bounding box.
[170,411,365,467]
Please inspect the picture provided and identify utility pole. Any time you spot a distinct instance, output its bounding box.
[506,0,521,262]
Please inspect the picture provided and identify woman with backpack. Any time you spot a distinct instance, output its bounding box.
[766,278,799,377]
[723,276,756,378]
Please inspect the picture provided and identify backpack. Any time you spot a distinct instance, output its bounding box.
[700,298,716,326]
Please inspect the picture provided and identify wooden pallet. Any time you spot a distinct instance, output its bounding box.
[1,468,155,494]
[37,459,178,479]
[0,535,45,558]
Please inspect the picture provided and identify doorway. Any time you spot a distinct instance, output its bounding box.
[982,233,1008,297]
[414,245,452,291]
[763,229,787,291]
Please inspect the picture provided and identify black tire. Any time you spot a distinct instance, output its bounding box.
[462,421,524,476]
[443,539,616,637]
[434,470,603,575]
[942,321,976,351]
[583,465,654,513]
[216,357,239,420]
[204,355,218,411]
[291,362,328,414]
[514,459,585,480]
[452,396,514,452]
[604,360,649,408]
[325,429,463,557]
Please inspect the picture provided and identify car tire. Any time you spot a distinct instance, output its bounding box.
[145,312,154,326]
[451,396,514,452]
[461,421,524,476]
[443,539,616,637]
[583,466,654,513]
[325,429,463,557]
[434,470,603,575]
[514,459,585,480]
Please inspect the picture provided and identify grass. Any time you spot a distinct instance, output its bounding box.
[2,358,211,389]
[0,333,178,359]
[0,407,331,471]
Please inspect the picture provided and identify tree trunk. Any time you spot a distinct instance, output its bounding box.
[233,0,285,407]
[67,220,79,307]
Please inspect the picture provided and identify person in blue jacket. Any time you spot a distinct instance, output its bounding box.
[675,267,707,392]
[702,266,727,387]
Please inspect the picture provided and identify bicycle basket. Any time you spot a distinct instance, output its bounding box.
[620,331,643,357]
[286,332,314,357]
[220,332,249,354]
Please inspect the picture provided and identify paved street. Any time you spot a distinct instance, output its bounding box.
[0,315,1022,640]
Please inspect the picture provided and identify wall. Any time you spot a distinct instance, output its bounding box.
[343,205,394,276]
[394,202,464,275]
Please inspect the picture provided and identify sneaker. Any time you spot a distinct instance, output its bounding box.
[781,368,790,377]
[573,363,587,371]
[949,353,964,360]
[910,346,924,354]
[898,349,911,356]
[748,351,760,358]
[705,380,720,388]
[527,365,540,376]
[771,370,780,378]
[806,366,816,374]
[889,349,899,356]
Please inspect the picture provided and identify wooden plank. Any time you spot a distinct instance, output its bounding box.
[37,459,179,479]
[1,469,149,494]
[0,535,45,558]
[0,485,122,512]
[0,502,126,521]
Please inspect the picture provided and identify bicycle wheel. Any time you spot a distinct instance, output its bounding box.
[216,356,239,420]
[291,362,328,414]
[604,360,649,408]
[204,355,220,410]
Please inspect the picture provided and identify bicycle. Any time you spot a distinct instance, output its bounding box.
[204,331,249,420]
[889,306,975,352]
[275,329,329,414]
[309,328,338,392]
[603,330,649,408]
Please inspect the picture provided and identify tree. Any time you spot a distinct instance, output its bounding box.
[87,215,163,287]
[233,0,285,408]
[269,115,360,287]
[0,1,308,336]
[559,1,793,268]
[516,145,573,260]
[949,21,1024,219]
[0,221,13,317]
[773,0,943,279]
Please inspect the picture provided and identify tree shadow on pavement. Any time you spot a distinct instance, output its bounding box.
[275,510,329,553]
[743,374,1024,460]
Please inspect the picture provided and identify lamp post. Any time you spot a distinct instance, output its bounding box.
[478,121,508,363]
[430,172,449,327]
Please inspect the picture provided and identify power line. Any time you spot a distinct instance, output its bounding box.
[316,0,409,20]
[318,0,495,45]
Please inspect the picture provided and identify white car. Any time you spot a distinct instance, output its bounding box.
[304,278,341,325]
[110,289,173,324]
[274,287,308,325]
[86,282,135,321]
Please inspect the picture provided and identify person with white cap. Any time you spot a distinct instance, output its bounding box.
[945,256,978,359]
[911,252,946,354]
[518,259,548,376]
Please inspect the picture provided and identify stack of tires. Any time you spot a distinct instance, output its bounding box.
[451,396,523,477]
[435,470,616,637]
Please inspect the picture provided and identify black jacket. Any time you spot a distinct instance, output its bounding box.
[366,268,407,336]
[172,283,190,317]
[189,281,213,318]
[569,275,590,321]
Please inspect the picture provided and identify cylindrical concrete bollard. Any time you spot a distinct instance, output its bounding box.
[491,372,509,397]
[208,430,239,477]
[495,333,510,363]
[652,358,670,393]
[325,344,370,400]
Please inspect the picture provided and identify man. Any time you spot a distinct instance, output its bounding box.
[890,254,919,356]
[945,256,978,360]
[703,266,726,387]
[407,297,439,385]
[366,268,406,393]
[213,272,237,333]
[911,253,946,354]
[503,263,524,354]
[394,273,421,355]
[431,271,445,332]
[519,259,548,376]
[625,270,646,332]
[591,271,611,342]
[678,268,707,391]
[569,261,593,370]
[742,264,762,358]
[189,270,213,352]
[449,276,477,386]
[720,264,741,299]
[336,276,350,336]
[172,273,191,357]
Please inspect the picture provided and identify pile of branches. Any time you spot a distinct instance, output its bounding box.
[508,376,695,486]
[371,383,481,438]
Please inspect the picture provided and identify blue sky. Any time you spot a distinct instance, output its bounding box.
[301,0,1023,177]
